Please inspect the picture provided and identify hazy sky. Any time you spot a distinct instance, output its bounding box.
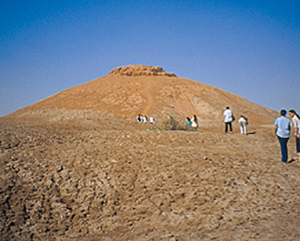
[1,0,299,117]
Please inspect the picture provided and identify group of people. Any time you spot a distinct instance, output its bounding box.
[223,106,300,163]
[136,108,300,164]
[185,108,247,134]
[136,114,155,124]
[274,109,300,164]
[223,107,248,135]
[186,115,198,130]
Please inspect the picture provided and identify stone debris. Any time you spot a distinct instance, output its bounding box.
[108,65,177,77]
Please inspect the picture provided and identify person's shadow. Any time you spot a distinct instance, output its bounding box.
[288,159,297,164]
[246,131,256,135]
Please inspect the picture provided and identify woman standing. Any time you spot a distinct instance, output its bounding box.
[274,109,291,163]
[289,109,300,161]
[238,115,248,135]
[191,115,198,130]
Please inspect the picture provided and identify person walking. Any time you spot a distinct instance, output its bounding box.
[289,109,300,161]
[223,107,234,133]
[238,115,248,135]
[274,109,291,163]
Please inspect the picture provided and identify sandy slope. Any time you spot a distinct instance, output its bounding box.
[13,65,277,125]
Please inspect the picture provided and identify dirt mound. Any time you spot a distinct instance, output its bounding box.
[9,65,277,125]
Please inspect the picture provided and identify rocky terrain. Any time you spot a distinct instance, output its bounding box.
[1,65,299,240]
[108,65,177,77]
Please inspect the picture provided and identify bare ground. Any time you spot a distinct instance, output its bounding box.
[1,117,300,240]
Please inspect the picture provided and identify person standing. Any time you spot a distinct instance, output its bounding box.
[185,117,191,130]
[223,107,234,133]
[238,115,248,135]
[289,109,300,161]
[191,115,198,130]
[149,115,155,124]
[136,114,142,122]
[143,115,148,123]
[274,109,291,163]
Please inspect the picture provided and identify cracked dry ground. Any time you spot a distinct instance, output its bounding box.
[0,121,300,240]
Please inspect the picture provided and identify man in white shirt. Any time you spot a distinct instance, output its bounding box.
[223,107,234,133]
[274,109,291,163]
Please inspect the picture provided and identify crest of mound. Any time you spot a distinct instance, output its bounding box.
[108,65,177,77]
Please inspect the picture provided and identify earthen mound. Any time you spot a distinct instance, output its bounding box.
[6,64,277,125]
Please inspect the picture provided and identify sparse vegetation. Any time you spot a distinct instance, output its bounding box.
[163,116,185,131]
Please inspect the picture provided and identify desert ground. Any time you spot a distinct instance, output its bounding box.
[1,65,299,240]
[1,115,300,240]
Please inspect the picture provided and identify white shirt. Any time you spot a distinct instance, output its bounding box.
[238,117,246,124]
[191,117,198,127]
[274,116,291,138]
[223,109,233,123]
[149,116,154,124]
[292,116,300,135]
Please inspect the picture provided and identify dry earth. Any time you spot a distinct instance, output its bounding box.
[0,65,299,240]
[1,116,300,241]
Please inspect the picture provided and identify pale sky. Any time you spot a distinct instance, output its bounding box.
[1,0,299,117]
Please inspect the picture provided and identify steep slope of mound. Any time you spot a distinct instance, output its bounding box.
[10,65,276,125]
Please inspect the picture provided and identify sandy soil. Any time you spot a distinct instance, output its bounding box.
[1,65,299,240]
[1,116,299,240]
